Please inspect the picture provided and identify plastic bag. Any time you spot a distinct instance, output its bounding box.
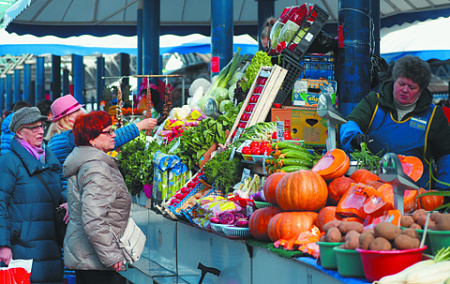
[0,259,33,284]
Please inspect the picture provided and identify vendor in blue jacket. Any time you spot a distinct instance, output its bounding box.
[340,55,450,190]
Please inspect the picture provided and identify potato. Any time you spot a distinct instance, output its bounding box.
[323,220,342,233]
[434,214,450,231]
[365,228,375,234]
[401,228,420,239]
[374,222,401,240]
[359,231,375,250]
[338,243,346,249]
[394,234,420,250]
[409,223,422,230]
[428,220,436,229]
[400,215,414,228]
[430,212,442,221]
[325,227,342,242]
[344,230,361,250]
[417,214,428,228]
[319,234,326,242]
[369,237,392,251]
[412,209,427,222]
[338,221,364,234]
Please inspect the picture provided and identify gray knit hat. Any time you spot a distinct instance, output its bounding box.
[9,107,48,133]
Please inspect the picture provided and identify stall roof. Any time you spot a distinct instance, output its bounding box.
[3,0,450,37]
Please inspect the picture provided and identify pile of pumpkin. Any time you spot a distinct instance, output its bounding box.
[249,148,445,251]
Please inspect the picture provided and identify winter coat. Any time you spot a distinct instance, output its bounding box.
[0,138,64,284]
[0,112,14,155]
[63,146,131,270]
[340,80,450,190]
[48,123,140,193]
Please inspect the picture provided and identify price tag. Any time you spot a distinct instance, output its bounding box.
[232,127,244,143]
[246,205,254,216]
[168,137,181,153]
[276,121,285,142]
[241,168,251,182]
[237,139,252,153]
[229,147,236,161]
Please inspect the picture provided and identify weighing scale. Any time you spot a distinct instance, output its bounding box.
[316,94,348,151]
[378,153,419,215]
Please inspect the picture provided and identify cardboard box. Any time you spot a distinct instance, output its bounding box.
[271,107,328,146]
[292,78,337,107]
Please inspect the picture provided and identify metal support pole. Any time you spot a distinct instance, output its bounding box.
[137,1,143,89]
[6,74,12,110]
[120,53,130,91]
[0,77,4,112]
[35,56,45,104]
[23,64,32,104]
[211,0,233,77]
[336,0,371,117]
[142,0,160,82]
[51,55,61,100]
[72,54,85,104]
[97,56,105,110]
[370,0,380,56]
[257,0,275,51]
[62,68,70,97]
[14,69,21,103]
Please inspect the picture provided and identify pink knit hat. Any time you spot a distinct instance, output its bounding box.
[51,95,84,122]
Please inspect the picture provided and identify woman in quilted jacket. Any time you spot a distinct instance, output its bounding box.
[63,111,133,284]
[0,107,65,284]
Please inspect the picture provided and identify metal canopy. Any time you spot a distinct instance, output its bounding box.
[3,0,450,37]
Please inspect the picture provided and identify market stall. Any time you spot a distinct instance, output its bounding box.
[113,4,450,284]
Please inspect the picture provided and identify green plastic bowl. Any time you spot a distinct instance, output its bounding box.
[317,242,343,269]
[427,230,450,255]
[333,247,365,278]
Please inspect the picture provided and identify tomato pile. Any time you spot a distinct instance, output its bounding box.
[242,140,274,156]
[271,131,292,140]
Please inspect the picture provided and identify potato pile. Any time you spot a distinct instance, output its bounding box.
[360,222,421,251]
[320,220,364,250]
[400,209,450,231]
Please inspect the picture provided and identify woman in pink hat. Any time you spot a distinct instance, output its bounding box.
[48,95,157,194]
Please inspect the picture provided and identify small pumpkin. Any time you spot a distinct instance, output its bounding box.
[398,155,423,182]
[376,184,418,213]
[263,172,288,205]
[416,188,444,211]
[341,216,364,224]
[249,207,283,241]
[267,211,318,242]
[327,176,355,205]
[350,169,380,184]
[316,206,341,231]
[312,148,350,180]
[275,170,328,211]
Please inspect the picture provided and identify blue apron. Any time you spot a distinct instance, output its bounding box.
[365,101,437,189]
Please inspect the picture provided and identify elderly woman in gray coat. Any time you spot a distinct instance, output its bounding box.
[63,111,146,284]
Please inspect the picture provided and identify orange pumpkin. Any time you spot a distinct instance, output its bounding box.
[312,148,350,180]
[263,172,288,205]
[350,169,380,184]
[249,207,283,241]
[416,188,444,211]
[341,216,364,224]
[366,180,385,189]
[327,176,356,205]
[376,184,418,213]
[398,155,423,182]
[316,206,341,231]
[267,211,318,242]
[275,170,328,211]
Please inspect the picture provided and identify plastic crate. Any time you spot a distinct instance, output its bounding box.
[282,4,330,60]
[273,54,304,104]
[300,54,335,79]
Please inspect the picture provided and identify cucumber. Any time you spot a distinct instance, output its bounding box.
[278,150,314,161]
[280,165,310,172]
[274,141,310,153]
[276,158,313,168]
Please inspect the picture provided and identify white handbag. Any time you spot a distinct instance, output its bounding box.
[111,216,147,264]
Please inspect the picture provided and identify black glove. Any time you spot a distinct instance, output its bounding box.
[351,134,370,150]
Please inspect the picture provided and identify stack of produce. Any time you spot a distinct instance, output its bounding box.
[265,141,320,173]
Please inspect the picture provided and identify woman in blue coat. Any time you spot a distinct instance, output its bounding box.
[0,107,65,284]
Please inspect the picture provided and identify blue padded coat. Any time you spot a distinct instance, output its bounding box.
[0,112,14,155]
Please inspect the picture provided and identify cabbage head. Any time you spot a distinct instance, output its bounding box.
[219,100,233,113]
[210,87,229,103]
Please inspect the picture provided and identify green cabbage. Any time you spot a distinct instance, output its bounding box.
[210,87,229,103]
[219,100,233,113]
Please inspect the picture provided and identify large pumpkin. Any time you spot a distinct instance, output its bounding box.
[398,155,423,182]
[276,170,328,211]
[249,207,283,241]
[416,188,444,211]
[267,211,318,242]
[311,148,350,180]
[376,184,418,213]
[316,206,341,231]
[263,172,288,205]
[350,169,380,184]
[327,176,355,205]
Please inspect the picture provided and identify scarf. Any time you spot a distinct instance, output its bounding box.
[16,137,46,163]
[394,96,418,121]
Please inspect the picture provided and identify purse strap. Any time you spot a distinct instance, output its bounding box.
[36,173,60,208]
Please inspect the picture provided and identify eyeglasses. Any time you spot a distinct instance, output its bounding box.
[22,124,44,133]
[101,128,115,136]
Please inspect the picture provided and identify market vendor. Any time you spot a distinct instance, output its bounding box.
[340,55,450,191]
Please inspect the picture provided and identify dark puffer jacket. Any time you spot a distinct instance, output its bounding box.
[0,112,14,155]
[0,138,64,284]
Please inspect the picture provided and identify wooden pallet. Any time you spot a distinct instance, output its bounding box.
[226,64,288,145]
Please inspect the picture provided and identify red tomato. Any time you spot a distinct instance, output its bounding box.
[258,77,268,85]
[250,141,260,149]
[272,132,277,139]
[260,141,269,149]
[250,95,260,103]
[240,113,249,121]
[261,147,272,155]
[245,104,255,112]
[284,131,292,140]
[251,148,262,155]
[238,122,247,128]
[242,146,251,155]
